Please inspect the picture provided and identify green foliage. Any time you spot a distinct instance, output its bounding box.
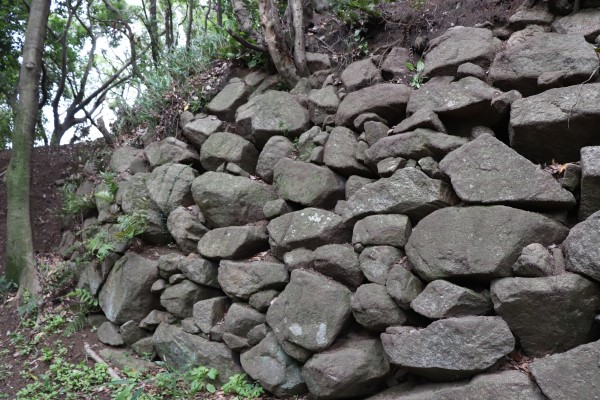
[17,290,38,319]
[85,230,116,261]
[63,288,99,336]
[16,345,110,400]
[96,171,119,203]
[405,60,427,89]
[115,205,149,241]
[330,0,388,25]
[222,373,265,399]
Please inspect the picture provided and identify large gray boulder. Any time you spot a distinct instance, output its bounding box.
[144,137,200,168]
[146,163,197,214]
[351,283,407,331]
[406,206,570,281]
[191,172,277,228]
[241,332,307,397]
[303,338,390,399]
[489,32,598,96]
[266,270,352,355]
[552,9,600,41]
[491,273,600,357]
[386,263,424,308]
[530,339,600,400]
[308,86,340,125]
[343,168,458,222]
[324,127,372,176]
[109,146,149,176]
[267,208,351,258]
[410,280,492,319]
[166,207,209,254]
[192,296,229,334]
[564,211,600,282]
[353,214,412,249]
[236,91,310,148]
[335,84,412,127]
[440,134,575,210]
[509,84,600,163]
[99,252,160,325]
[160,280,222,319]
[206,80,250,121]
[381,316,515,381]
[368,370,545,400]
[406,77,503,128]
[273,158,345,208]
[218,260,289,300]
[423,27,500,77]
[359,246,405,286]
[173,253,219,287]
[255,136,295,183]
[340,58,382,92]
[152,323,242,382]
[199,131,259,174]
[198,225,269,260]
[223,303,265,351]
[182,115,224,149]
[366,129,467,165]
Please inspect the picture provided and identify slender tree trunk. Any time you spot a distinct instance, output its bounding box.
[216,0,222,26]
[164,0,174,49]
[6,0,51,296]
[258,0,300,88]
[290,0,309,76]
[186,0,194,52]
[149,0,160,65]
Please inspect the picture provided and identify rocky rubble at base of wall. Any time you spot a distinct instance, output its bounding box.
[63,4,600,399]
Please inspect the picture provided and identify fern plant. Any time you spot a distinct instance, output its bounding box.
[85,230,116,261]
[222,373,264,399]
[63,288,99,336]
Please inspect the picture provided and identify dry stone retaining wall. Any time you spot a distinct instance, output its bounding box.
[68,5,600,399]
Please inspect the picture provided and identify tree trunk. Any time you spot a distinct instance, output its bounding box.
[258,0,300,88]
[290,0,309,76]
[186,0,194,51]
[164,0,174,49]
[6,0,50,296]
[149,0,160,65]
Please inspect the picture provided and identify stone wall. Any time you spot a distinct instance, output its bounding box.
[68,4,600,399]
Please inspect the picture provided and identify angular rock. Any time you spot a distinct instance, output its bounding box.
[363,121,389,147]
[423,27,500,77]
[236,91,310,148]
[192,172,276,228]
[508,6,554,31]
[366,129,467,165]
[346,175,375,200]
[255,136,295,183]
[223,303,265,351]
[335,84,412,127]
[308,86,340,126]
[160,280,222,319]
[267,208,351,258]
[564,211,600,282]
[407,77,503,129]
[109,146,149,176]
[167,207,209,254]
[99,253,160,325]
[183,115,224,149]
[323,127,372,176]
[491,273,600,357]
[263,199,294,219]
[406,206,570,281]
[369,370,545,400]
[552,9,600,42]
[120,321,150,346]
[207,80,250,121]
[266,270,352,354]
[249,290,279,312]
[352,283,407,331]
[489,32,598,96]
[411,280,492,319]
[393,109,446,134]
[131,337,156,358]
[381,316,515,381]
[353,214,412,249]
[97,321,124,347]
[579,146,600,220]
[199,131,259,174]
[192,296,229,334]
[273,158,345,208]
[146,163,197,214]
[381,46,411,79]
[198,225,269,260]
[513,243,554,277]
[312,244,364,289]
[530,339,600,400]
[456,62,486,81]
[440,134,575,210]
[218,260,289,300]
[145,137,200,168]
[241,332,307,397]
[341,58,382,92]
[343,168,458,222]
[509,83,600,162]
[303,338,390,399]
[359,245,405,285]
[139,310,176,329]
[152,323,242,382]
[386,263,424,308]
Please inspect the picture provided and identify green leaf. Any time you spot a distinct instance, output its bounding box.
[416,60,425,72]
[206,383,217,393]
[405,62,416,72]
[208,368,218,380]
